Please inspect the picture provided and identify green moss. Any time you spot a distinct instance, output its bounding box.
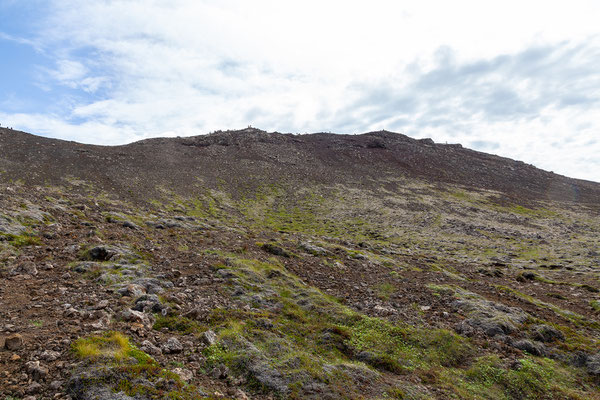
[547,292,567,300]
[496,284,600,329]
[1,232,41,247]
[72,332,203,399]
[418,330,473,367]
[203,343,234,366]
[449,190,471,201]
[460,355,591,400]
[580,284,599,293]
[153,315,204,334]
[198,254,600,398]
[204,255,478,395]
[375,282,395,300]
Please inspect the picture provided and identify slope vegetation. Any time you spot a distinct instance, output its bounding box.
[0,128,599,399]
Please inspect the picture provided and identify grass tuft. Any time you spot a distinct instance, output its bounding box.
[72,331,145,362]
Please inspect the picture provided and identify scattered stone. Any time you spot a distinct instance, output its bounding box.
[452,288,528,338]
[11,260,38,276]
[246,361,288,394]
[531,324,565,343]
[201,330,218,346]
[64,307,81,318]
[132,294,166,314]
[261,243,291,258]
[87,246,115,261]
[516,271,537,282]
[26,361,48,382]
[72,262,96,273]
[299,242,329,256]
[133,277,172,294]
[586,353,600,375]
[49,380,63,390]
[234,389,250,400]
[4,333,23,350]
[217,268,235,279]
[26,381,42,394]
[67,368,135,400]
[41,350,61,362]
[116,284,146,298]
[513,339,546,356]
[145,221,166,229]
[84,245,136,262]
[140,340,162,356]
[173,367,193,382]
[119,309,154,328]
[161,337,183,354]
[92,299,110,310]
[122,220,139,230]
[210,364,229,379]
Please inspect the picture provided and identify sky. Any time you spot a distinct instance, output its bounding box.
[0,1,599,182]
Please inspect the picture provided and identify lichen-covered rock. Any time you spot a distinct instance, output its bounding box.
[530,324,565,343]
[161,337,183,354]
[172,367,193,383]
[40,350,61,362]
[133,277,173,294]
[4,333,23,350]
[586,353,600,375]
[261,242,291,258]
[140,340,162,356]
[119,308,154,328]
[145,218,207,230]
[116,283,146,297]
[0,214,26,235]
[132,294,167,314]
[68,370,137,400]
[25,360,48,382]
[246,360,289,394]
[72,261,99,273]
[122,220,139,230]
[10,260,38,276]
[82,245,138,262]
[201,330,218,346]
[299,242,330,256]
[512,339,546,356]
[451,288,528,338]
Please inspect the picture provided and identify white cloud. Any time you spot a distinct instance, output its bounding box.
[0,112,142,144]
[2,0,600,181]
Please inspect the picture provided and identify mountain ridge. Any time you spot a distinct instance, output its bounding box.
[1,127,598,206]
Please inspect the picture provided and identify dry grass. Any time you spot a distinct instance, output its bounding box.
[73,331,131,361]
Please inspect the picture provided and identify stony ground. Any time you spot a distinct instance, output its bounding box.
[0,128,599,399]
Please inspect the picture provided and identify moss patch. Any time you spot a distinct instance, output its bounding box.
[71,331,203,399]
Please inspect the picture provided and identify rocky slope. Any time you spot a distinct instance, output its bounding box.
[0,127,599,399]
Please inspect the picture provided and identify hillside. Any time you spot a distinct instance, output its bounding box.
[0,127,599,399]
